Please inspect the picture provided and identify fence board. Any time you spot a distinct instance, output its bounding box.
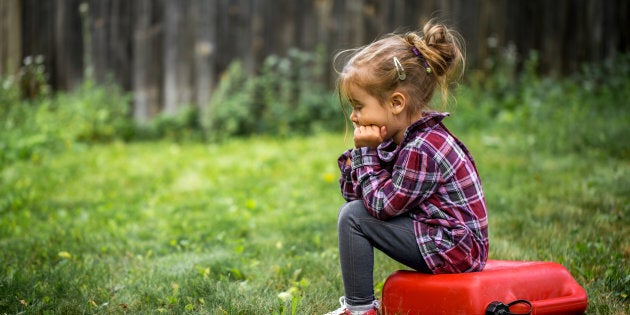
[2,0,629,120]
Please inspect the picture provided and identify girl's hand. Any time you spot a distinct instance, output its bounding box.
[354,125,387,148]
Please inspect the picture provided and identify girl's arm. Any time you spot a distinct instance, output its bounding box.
[352,144,439,220]
[338,125,387,201]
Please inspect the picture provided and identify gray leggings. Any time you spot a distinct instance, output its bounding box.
[338,200,430,306]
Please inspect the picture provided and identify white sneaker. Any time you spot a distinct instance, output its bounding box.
[324,296,380,315]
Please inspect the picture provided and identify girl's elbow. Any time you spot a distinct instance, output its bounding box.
[342,191,359,201]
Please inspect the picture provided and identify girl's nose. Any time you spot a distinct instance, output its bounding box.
[350,110,358,124]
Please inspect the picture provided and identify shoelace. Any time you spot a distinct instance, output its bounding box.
[324,297,380,315]
[323,297,348,315]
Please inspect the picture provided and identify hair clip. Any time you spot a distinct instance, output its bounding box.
[423,60,432,74]
[411,48,431,74]
[393,57,406,81]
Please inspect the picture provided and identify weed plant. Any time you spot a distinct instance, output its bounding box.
[0,54,629,314]
[201,48,343,140]
[0,76,130,169]
[452,52,630,159]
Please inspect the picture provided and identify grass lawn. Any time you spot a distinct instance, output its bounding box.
[1,127,628,314]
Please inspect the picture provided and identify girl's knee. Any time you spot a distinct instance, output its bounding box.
[338,200,366,225]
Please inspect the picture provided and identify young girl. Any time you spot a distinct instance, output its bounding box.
[326,21,489,315]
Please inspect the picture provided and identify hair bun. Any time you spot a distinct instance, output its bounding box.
[423,23,448,46]
[416,21,464,77]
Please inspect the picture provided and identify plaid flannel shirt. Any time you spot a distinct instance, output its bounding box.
[338,112,488,274]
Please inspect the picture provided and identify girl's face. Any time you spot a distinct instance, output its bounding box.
[346,82,414,144]
[347,83,391,130]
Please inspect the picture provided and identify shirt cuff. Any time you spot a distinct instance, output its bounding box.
[351,147,380,168]
[337,149,353,179]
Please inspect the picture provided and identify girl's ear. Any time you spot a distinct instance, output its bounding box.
[390,92,406,115]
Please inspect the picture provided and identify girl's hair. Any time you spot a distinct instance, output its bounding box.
[335,20,465,117]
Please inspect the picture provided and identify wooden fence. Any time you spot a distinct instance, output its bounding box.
[1,0,628,121]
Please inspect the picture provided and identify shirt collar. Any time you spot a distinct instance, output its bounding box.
[376,112,449,161]
[406,111,449,135]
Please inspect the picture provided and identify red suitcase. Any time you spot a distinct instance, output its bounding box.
[381,260,588,315]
